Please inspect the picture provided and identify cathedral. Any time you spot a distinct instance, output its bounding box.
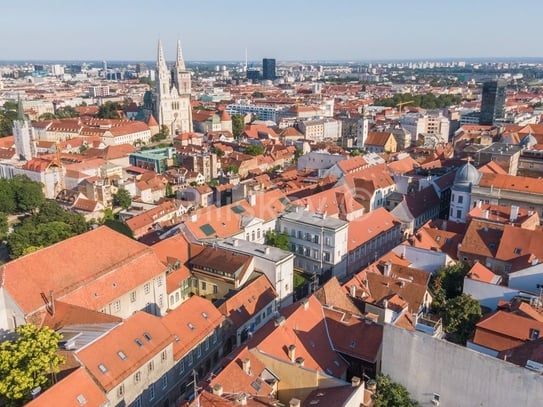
[151,40,193,136]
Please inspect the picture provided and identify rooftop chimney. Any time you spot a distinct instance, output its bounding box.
[301,298,309,310]
[295,357,305,367]
[289,398,301,407]
[351,376,361,387]
[242,358,251,375]
[236,393,248,406]
[510,205,519,222]
[483,209,489,219]
[233,239,239,247]
[248,193,256,207]
[288,344,296,362]
[265,247,270,255]
[383,261,392,277]
[212,384,224,396]
[350,284,357,297]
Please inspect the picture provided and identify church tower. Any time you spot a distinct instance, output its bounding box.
[154,40,193,136]
[13,98,36,161]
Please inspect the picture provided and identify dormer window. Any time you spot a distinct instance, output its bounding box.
[530,328,540,340]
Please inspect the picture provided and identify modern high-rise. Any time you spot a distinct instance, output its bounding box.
[479,79,506,125]
[153,40,193,135]
[262,58,276,80]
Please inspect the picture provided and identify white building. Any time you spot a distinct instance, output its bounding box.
[277,208,349,280]
[13,100,36,161]
[217,238,295,307]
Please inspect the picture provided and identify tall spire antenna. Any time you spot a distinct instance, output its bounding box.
[16,97,25,121]
[157,39,167,69]
[176,39,185,70]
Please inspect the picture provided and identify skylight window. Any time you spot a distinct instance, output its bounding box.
[98,363,108,374]
[76,395,87,405]
[188,323,195,330]
[135,338,143,347]
[117,351,127,360]
[202,312,208,319]
[143,332,152,341]
[514,247,522,255]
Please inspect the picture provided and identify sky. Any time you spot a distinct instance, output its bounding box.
[1,0,543,62]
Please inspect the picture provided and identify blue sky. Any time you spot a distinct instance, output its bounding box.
[1,0,542,62]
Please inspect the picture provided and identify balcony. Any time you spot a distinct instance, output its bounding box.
[414,313,443,338]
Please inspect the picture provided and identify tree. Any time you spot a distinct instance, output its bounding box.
[244,144,265,156]
[11,175,45,213]
[97,101,122,119]
[265,230,289,251]
[55,105,79,118]
[0,178,16,213]
[113,189,132,210]
[231,114,245,139]
[0,324,64,405]
[429,262,469,309]
[441,293,482,345]
[0,212,8,241]
[373,374,419,407]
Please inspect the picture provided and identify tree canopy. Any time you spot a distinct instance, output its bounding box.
[7,200,88,259]
[113,188,132,210]
[373,92,462,110]
[429,262,469,310]
[244,144,265,156]
[373,374,419,407]
[0,176,45,214]
[0,324,64,405]
[265,230,289,251]
[97,101,122,119]
[232,114,245,139]
[441,293,482,345]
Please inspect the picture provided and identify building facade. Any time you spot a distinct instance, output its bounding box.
[480,79,506,125]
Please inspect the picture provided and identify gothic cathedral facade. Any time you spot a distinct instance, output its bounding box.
[153,40,193,136]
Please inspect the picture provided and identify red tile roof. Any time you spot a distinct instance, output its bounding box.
[162,296,224,360]
[217,274,277,329]
[26,368,108,407]
[0,226,166,315]
[76,311,173,391]
[347,208,400,251]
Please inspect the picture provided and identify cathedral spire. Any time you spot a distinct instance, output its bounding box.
[157,39,167,70]
[176,39,185,70]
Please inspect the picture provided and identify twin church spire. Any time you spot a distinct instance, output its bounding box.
[156,39,185,71]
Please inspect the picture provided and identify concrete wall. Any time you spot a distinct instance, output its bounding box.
[463,278,521,310]
[381,324,543,406]
[508,264,543,293]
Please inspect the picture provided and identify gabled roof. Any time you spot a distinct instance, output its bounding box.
[347,208,399,251]
[0,226,166,315]
[250,295,347,378]
[365,131,394,146]
[209,346,275,398]
[313,277,361,316]
[472,310,543,352]
[478,172,543,194]
[26,368,108,407]
[498,337,543,368]
[162,296,224,360]
[495,226,543,271]
[76,311,173,391]
[459,219,504,258]
[466,262,501,284]
[292,185,364,220]
[217,274,277,329]
[336,156,368,174]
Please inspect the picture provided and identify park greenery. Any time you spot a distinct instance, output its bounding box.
[232,114,245,139]
[113,188,132,210]
[0,324,64,405]
[429,263,482,344]
[0,101,18,136]
[264,230,289,251]
[0,176,88,259]
[244,144,265,156]
[373,92,462,109]
[373,374,419,407]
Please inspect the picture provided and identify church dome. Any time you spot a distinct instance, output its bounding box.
[520,133,537,149]
[454,162,480,185]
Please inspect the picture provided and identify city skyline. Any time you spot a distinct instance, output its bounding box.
[1,0,543,62]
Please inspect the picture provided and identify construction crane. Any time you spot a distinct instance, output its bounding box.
[396,100,415,114]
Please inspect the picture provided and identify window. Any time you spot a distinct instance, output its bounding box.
[112,300,121,312]
[212,330,218,344]
[179,360,185,375]
[188,352,193,366]
[201,281,207,291]
[144,283,150,295]
[456,210,461,219]
[98,363,108,374]
[158,294,163,308]
[117,384,124,398]
[175,292,180,302]
[257,228,261,239]
[135,338,143,347]
[298,231,303,239]
[134,371,141,383]
[267,305,272,315]
[130,291,136,302]
[323,251,331,262]
[162,375,168,389]
[156,276,163,287]
[325,237,331,246]
[458,195,463,204]
[134,396,142,407]
[148,361,154,372]
[252,230,255,241]
[205,337,209,351]
[197,345,202,358]
[193,279,197,288]
[161,350,167,362]
[514,248,522,255]
[213,285,218,294]
[170,294,175,304]
[149,383,155,401]
[255,314,262,325]
[117,351,127,360]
